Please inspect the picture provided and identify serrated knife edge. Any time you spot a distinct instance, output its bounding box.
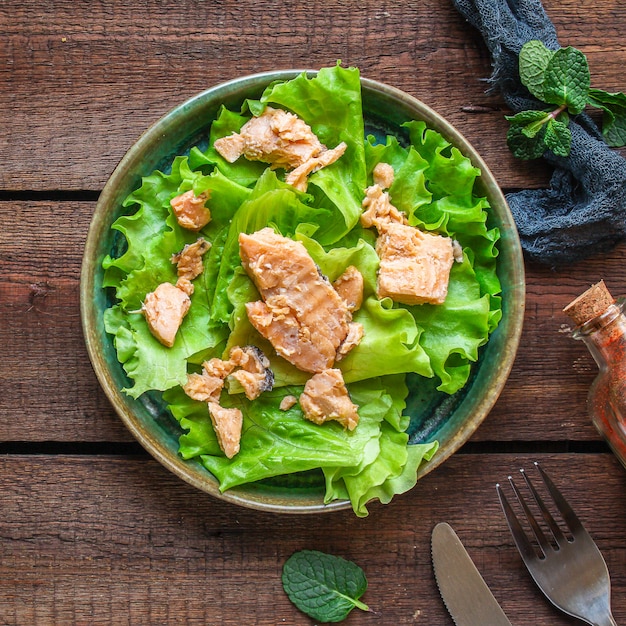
[431,522,512,626]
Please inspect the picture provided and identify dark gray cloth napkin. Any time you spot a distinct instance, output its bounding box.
[452,0,626,266]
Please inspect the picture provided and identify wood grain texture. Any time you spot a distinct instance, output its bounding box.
[1,454,625,625]
[0,201,130,441]
[1,199,626,442]
[2,0,625,191]
[3,1,626,623]
[477,243,626,441]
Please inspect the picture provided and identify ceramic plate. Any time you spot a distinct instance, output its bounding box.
[81,71,525,513]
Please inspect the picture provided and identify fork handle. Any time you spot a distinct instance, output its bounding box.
[594,613,618,626]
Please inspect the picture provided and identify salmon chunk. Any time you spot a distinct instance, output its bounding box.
[361,163,455,306]
[183,356,237,403]
[239,228,352,373]
[141,282,191,347]
[183,371,225,403]
[182,345,274,458]
[285,141,347,191]
[372,162,395,189]
[376,222,454,305]
[208,402,243,459]
[228,345,274,401]
[204,356,238,379]
[332,265,364,312]
[183,346,273,404]
[299,369,359,430]
[170,190,211,231]
[279,395,298,411]
[171,237,211,296]
[214,107,346,191]
[214,106,325,169]
[360,182,408,231]
[336,322,364,361]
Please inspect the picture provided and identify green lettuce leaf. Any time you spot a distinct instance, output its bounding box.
[257,65,367,245]
[103,64,503,515]
[194,381,391,490]
[102,157,249,396]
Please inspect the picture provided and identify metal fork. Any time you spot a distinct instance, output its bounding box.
[496,462,618,626]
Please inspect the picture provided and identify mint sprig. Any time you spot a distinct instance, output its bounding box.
[282,550,370,622]
[506,40,626,159]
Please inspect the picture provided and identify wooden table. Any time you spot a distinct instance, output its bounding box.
[2,1,626,624]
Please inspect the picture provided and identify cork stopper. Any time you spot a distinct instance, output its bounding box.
[563,280,615,326]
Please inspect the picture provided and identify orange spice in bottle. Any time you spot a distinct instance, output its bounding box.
[564,280,626,467]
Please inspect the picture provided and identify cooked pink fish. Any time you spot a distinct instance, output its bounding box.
[170,190,211,231]
[214,106,346,191]
[141,282,191,347]
[239,228,352,373]
[299,368,359,430]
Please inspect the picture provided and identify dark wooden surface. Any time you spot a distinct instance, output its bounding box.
[2,0,626,624]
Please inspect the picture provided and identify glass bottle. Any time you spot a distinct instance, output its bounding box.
[564,281,626,468]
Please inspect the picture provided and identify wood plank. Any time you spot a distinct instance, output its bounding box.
[0,453,624,624]
[0,201,130,442]
[1,0,625,190]
[2,200,626,442]
[476,242,626,441]
[4,3,626,626]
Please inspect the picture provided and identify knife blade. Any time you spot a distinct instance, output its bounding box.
[431,522,512,626]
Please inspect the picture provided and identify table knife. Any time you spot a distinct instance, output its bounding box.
[431,522,512,626]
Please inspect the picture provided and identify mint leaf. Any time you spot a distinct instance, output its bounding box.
[509,110,551,138]
[519,40,555,101]
[282,550,369,622]
[505,110,556,159]
[588,88,626,147]
[543,118,571,156]
[543,46,590,114]
[506,121,547,160]
[509,42,625,159]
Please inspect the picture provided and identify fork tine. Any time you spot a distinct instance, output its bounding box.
[498,465,617,626]
[520,467,568,548]
[535,462,584,535]
[496,482,538,563]
[507,471,554,556]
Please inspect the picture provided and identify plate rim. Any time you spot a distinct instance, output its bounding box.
[80,69,525,513]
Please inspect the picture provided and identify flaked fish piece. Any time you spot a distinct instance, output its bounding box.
[285,141,347,192]
[214,107,346,190]
[183,356,237,403]
[228,345,274,401]
[183,371,224,403]
[172,237,211,296]
[213,133,245,163]
[360,182,408,231]
[279,395,298,411]
[183,346,274,403]
[141,282,191,347]
[336,322,364,361]
[214,106,325,169]
[182,346,273,458]
[299,369,359,430]
[204,356,238,379]
[208,402,243,459]
[142,239,210,345]
[332,265,364,312]
[372,162,395,189]
[239,228,351,373]
[376,222,454,305]
[361,162,455,306]
[170,190,211,231]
